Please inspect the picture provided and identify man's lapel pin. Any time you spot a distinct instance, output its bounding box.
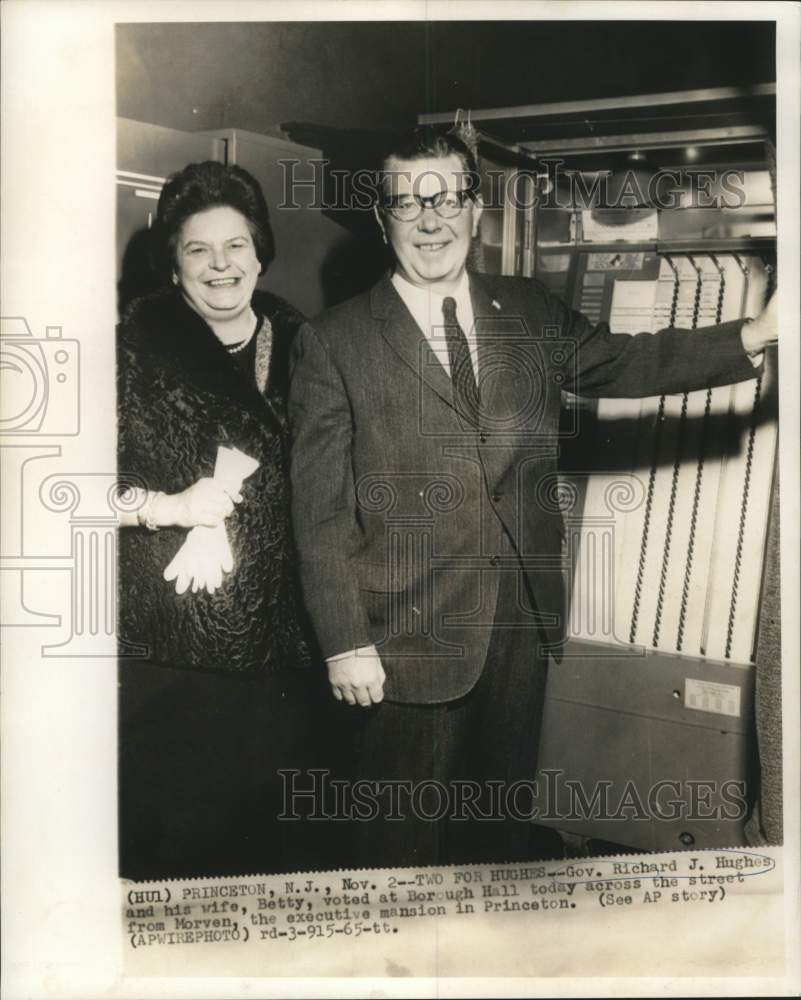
[491,299,501,311]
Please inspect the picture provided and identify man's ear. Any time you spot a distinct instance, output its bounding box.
[471,195,484,238]
[373,204,388,245]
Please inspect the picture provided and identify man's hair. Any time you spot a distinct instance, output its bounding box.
[378,127,481,198]
[154,160,275,281]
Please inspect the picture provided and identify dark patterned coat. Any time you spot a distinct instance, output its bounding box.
[118,288,313,674]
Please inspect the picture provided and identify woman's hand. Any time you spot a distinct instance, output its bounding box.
[155,478,242,529]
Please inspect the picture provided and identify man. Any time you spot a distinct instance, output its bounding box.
[288,128,777,868]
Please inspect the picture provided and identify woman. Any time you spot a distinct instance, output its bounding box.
[117,161,321,880]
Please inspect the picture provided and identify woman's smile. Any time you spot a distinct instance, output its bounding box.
[205,276,240,286]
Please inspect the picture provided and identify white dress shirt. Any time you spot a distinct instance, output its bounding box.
[391,270,480,380]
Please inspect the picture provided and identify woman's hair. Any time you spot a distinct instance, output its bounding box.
[154,161,275,281]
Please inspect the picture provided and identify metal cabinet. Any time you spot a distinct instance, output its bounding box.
[116,118,225,311]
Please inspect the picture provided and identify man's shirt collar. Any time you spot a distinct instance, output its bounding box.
[391,270,473,333]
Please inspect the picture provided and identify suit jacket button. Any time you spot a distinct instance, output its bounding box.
[489,555,500,567]
[479,433,488,444]
[492,491,503,503]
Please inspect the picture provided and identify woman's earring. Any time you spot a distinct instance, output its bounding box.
[172,273,179,286]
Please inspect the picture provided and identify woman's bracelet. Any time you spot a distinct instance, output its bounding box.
[137,490,165,531]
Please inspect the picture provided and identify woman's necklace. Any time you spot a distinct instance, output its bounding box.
[225,308,258,354]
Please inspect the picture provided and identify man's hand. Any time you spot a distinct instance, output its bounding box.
[326,646,386,707]
[741,290,778,357]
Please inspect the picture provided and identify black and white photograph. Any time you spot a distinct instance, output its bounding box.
[2,2,799,996]
[114,15,781,877]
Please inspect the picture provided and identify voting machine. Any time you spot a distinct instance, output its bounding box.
[421,85,780,849]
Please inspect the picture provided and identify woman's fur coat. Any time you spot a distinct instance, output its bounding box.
[117,288,314,674]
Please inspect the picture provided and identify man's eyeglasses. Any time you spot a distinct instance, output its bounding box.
[382,189,475,222]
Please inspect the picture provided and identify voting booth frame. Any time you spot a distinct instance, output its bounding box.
[421,85,780,851]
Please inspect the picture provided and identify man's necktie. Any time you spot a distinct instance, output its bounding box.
[442,296,480,426]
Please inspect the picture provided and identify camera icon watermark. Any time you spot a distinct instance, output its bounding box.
[417,315,578,440]
[0,314,146,657]
[0,317,80,435]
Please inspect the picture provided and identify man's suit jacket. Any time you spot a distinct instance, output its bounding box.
[288,270,758,704]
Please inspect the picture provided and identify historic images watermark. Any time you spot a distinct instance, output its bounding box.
[278,769,749,824]
[277,158,749,213]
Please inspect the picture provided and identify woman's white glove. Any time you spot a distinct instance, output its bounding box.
[162,447,259,595]
[163,522,234,594]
